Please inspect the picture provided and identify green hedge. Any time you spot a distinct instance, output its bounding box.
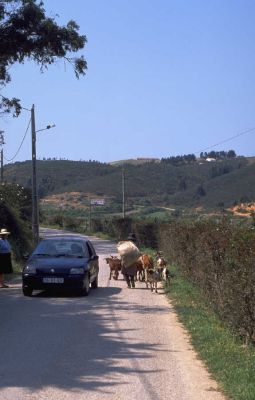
[0,183,33,260]
[106,217,255,343]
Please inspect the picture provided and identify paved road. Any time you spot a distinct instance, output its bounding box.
[0,229,226,400]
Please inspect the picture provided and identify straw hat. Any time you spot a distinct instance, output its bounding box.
[0,228,10,235]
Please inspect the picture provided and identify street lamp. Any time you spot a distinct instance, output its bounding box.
[31,104,55,245]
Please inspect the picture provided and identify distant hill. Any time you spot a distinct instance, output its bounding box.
[3,157,254,210]
[168,162,255,208]
[109,157,160,166]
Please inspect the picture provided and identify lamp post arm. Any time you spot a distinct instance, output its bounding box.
[36,124,56,134]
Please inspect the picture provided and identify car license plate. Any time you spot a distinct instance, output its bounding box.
[43,277,64,284]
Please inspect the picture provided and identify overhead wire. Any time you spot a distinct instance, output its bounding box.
[1,90,254,159]
[195,127,255,155]
[4,118,31,162]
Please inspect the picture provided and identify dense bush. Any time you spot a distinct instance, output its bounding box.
[90,217,132,240]
[155,219,255,344]
[45,214,84,232]
[0,183,33,259]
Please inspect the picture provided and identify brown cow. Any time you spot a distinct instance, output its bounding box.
[105,256,121,280]
[129,254,154,282]
[141,254,154,269]
[135,257,145,281]
[140,253,167,292]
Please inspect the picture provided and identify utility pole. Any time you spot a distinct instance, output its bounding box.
[89,198,92,231]
[0,131,5,184]
[29,105,55,244]
[0,149,3,183]
[122,166,125,219]
[31,104,39,245]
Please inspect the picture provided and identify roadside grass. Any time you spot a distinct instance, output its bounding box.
[166,266,255,400]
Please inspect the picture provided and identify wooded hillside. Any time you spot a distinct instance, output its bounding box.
[3,156,254,210]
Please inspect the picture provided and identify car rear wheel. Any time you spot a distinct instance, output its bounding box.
[91,276,98,289]
[81,275,90,296]
[23,286,33,297]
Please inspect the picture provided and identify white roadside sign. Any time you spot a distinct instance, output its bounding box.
[90,199,105,205]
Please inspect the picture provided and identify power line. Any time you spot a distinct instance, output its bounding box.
[4,118,31,162]
[195,127,255,155]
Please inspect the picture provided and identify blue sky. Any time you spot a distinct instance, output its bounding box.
[2,0,255,163]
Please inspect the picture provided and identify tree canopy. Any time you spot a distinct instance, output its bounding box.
[0,0,87,115]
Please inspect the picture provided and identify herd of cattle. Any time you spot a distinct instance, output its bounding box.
[105,252,170,293]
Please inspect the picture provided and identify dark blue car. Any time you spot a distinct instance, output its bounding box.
[22,235,99,297]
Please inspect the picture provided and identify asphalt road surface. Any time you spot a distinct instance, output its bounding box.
[0,228,226,400]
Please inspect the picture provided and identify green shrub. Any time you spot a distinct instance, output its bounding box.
[156,219,255,343]
[0,183,33,260]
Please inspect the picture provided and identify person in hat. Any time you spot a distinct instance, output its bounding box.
[0,228,13,288]
[127,232,137,245]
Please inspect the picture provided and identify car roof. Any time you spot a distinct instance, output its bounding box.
[40,235,89,242]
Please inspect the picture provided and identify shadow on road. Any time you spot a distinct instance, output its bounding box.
[0,284,170,397]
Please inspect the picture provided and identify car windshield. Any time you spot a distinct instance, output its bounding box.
[33,239,89,258]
